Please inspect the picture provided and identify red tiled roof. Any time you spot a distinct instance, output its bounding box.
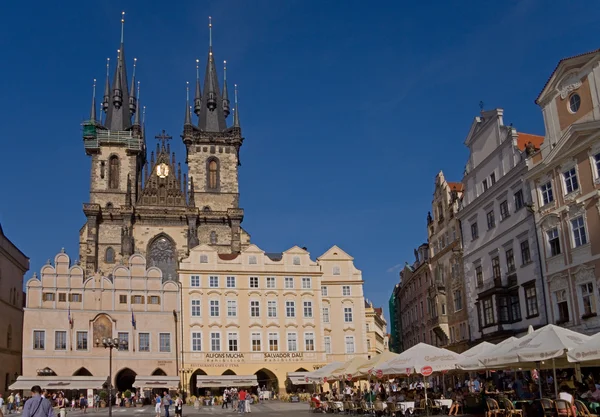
[535,48,600,104]
[447,182,464,192]
[218,253,239,260]
[374,307,383,316]
[517,132,544,151]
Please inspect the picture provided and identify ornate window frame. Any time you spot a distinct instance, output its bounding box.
[540,214,562,258]
[206,157,220,192]
[587,143,600,185]
[567,204,589,250]
[558,158,581,201]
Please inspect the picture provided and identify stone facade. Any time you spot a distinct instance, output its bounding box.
[526,49,600,335]
[179,244,368,394]
[23,252,179,391]
[397,244,433,349]
[427,172,469,352]
[364,300,388,356]
[0,224,29,396]
[457,109,548,343]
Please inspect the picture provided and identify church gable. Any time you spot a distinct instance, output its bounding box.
[138,139,189,208]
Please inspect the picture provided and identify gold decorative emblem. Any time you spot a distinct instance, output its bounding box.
[156,163,170,178]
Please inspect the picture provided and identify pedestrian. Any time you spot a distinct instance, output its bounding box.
[0,395,5,415]
[244,390,251,414]
[154,394,161,417]
[15,394,21,413]
[21,386,54,417]
[222,389,229,409]
[57,394,66,417]
[238,390,245,414]
[93,394,100,412]
[7,393,14,414]
[79,395,87,414]
[174,396,182,417]
[163,392,171,417]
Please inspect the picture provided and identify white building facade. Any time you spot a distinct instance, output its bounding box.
[458,109,549,343]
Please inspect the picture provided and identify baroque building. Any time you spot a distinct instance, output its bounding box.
[526,48,600,335]
[0,224,29,396]
[364,300,388,356]
[21,252,179,392]
[178,244,369,395]
[79,16,248,280]
[427,172,469,352]
[457,109,548,343]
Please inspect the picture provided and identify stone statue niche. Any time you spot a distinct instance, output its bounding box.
[93,315,113,345]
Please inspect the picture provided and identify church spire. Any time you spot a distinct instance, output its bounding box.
[133,81,141,126]
[194,59,202,116]
[105,11,132,131]
[233,84,240,128]
[222,60,230,118]
[90,79,97,124]
[129,57,137,116]
[184,81,192,126]
[197,16,227,132]
[102,58,110,113]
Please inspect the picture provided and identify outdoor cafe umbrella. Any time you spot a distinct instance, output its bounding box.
[356,350,400,378]
[476,324,590,397]
[456,338,518,370]
[306,361,344,383]
[567,332,600,363]
[328,356,370,381]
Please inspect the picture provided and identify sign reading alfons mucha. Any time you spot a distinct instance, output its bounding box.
[188,351,319,366]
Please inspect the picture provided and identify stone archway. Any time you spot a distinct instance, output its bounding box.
[222,369,236,376]
[147,234,177,282]
[255,368,279,392]
[189,369,207,396]
[152,368,167,376]
[295,368,309,372]
[73,367,93,376]
[115,368,137,392]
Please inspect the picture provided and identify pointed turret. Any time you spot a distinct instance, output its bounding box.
[222,60,230,118]
[105,11,132,131]
[233,84,240,128]
[89,79,97,124]
[189,177,196,207]
[129,58,137,116]
[197,16,227,132]
[194,59,202,115]
[133,82,141,126]
[184,82,192,126]
[102,58,110,113]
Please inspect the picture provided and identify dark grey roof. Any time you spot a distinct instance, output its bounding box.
[265,252,283,261]
[104,41,132,131]
[197,50,228,132]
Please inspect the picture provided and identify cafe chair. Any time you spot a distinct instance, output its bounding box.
[426,399,442,415]
[539,398,557,417]
[503,399,523,417]
[374,400,386,416]
[386,402,399,417]
[554,399,576,417]
[413,400,426,416]
[485,398,505,417]
[575,400,598,417]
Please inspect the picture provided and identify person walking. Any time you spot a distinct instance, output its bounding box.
[238,390,245,414]
[7,393,14,414]
[174,396,182,417]
[163,392,171,417]
[15,394,21,413]
[244,390,251,414]
[21,386,54,417]
[57,394,66,417]
[154,394,162,417]
[93,394,100,412]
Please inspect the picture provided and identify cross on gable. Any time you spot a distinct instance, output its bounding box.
[155,129,173,148]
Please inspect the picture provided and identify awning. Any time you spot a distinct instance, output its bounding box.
[287,372,310,385]
[133,376,180,390]
[196,375,258,388]
[9,376,109,391]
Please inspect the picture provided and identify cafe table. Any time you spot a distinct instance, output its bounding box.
[397,401,415,412]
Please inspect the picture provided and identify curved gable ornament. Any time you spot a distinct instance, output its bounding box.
[540,213,560,230]
[547,273,569,292]
[147,234,177,283]
[573,265,596,284]
[558,73,582,99]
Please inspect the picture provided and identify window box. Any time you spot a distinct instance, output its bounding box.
[581,312,597,320]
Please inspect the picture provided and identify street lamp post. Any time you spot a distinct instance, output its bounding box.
[97,337,127,417]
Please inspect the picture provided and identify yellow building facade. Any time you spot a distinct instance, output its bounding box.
[179,244,368,394]
[364,300,388,356]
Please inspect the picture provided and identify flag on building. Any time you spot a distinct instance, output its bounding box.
[131,310,136,329]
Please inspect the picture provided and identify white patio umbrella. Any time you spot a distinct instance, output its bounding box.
[306,361,344,383]
[457,337,520,370]
[378,343,462,375]
[567,332,600,363]
[455,341,496,370]
[356,351,401,378]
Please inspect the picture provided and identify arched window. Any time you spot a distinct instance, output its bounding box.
[210,231,217,244]
[148,235,177,282]
[207,159,219,190]
[108,156,119,189]
[105,247,115,263]
[7,324,12,349]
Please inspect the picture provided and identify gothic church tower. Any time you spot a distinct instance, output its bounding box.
[79,14,249,280]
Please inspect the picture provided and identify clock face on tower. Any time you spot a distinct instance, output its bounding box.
[156,163,170,178]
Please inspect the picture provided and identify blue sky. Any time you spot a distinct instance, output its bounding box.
[1,0,599,322]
